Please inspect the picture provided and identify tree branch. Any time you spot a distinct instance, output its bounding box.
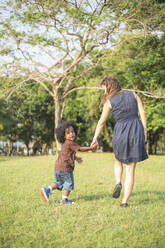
[29,76,54,97]
[63,86,102,98]
[63,86,165,99]
[48,26,70,72]
[4,78,31,100]
[124,89,165,99]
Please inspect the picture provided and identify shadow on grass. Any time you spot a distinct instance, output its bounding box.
[0,158,10,162]
[132,190,165,205]
[152,153,165,156]
[72,193,112,202]
[72,191,165,205]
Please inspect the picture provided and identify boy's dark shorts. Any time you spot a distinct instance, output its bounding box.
[54,170,74,191]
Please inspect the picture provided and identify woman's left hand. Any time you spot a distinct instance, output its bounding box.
[144,130,147,144]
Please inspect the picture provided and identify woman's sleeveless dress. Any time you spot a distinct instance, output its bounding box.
[110,91,148,164]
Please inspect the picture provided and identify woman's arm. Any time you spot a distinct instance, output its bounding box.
[134,92,147,141]
[91,100,111,144]
[134,93,147,130]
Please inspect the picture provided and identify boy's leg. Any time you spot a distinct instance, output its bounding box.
[40,183,58,203]
[60,190,74,204]
[60,172,74,204]
[61,190,70,201]
[40,169,60,203]
[50,183,58,190]
[63,190,71,197]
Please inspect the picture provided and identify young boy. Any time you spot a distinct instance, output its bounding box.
[40,120,97,204]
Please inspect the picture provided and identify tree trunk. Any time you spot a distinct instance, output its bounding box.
[148,132,155,154]
[25,143,30,156]
[154,143,157,154]
[53,88,62,151]
[7,139,13,156]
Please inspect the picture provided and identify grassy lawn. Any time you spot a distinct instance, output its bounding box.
[0,153,165,248]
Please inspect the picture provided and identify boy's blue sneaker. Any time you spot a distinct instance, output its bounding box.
[40,187,51,203]
[60,198,75,205]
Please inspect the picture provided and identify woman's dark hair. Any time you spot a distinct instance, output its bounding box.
[55,120,78,144]
[100,76,121,103]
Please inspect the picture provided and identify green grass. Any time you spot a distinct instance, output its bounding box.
[0,153,165,248]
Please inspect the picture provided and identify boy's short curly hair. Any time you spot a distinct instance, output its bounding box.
[55,120,78,144]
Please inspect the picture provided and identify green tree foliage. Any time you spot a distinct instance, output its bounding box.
[0,82,54,155]
[0,98,18,155]
[145,99,165,154]
[63,33,165,152]
[101,34,165,92]
[63,65,115,151]
[1,33,165,153]
[0,0,164,149]
[97,34,165,153]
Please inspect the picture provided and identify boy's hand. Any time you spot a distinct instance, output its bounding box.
[76,156,83,163]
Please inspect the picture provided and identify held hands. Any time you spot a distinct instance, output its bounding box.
[90,139,99,151]
[91,139,98,146]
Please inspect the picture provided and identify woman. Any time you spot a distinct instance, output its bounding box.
[91,76,148,207]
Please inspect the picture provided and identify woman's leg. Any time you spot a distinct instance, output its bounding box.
[122,162,136,204]
[114,158,123,184]
[112,159,123,198]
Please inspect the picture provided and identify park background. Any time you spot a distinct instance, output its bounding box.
[0,0,165,155]
[0,0,165,247]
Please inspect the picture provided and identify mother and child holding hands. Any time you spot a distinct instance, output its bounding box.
[40,76,148,207]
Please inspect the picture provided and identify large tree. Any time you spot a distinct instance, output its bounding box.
[0,0,164,148]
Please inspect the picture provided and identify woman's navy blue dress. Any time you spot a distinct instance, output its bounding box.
[110,91,148,164]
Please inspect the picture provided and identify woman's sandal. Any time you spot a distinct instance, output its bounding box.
[120,203,129,207]
[112,182,122,198]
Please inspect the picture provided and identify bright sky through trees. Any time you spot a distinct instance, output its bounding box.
[0,0,124,72]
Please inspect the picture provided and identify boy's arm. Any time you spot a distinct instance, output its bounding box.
[69,140,97,153]
[79,143,97,152]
